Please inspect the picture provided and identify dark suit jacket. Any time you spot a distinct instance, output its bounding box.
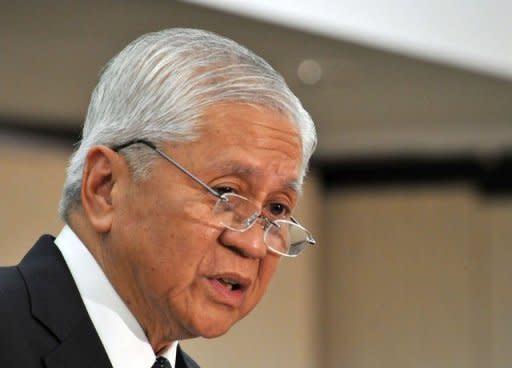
[0,235,199,368]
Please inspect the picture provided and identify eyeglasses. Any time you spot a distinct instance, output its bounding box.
[112,139,316,257]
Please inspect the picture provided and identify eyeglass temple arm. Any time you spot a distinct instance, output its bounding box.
[113,139,317,247]
[112,139,222,199]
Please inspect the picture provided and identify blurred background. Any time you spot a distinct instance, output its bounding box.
[1,1,512,367]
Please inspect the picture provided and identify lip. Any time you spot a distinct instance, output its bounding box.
[206,272,251,307]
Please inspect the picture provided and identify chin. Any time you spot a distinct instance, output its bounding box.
[186,313,239,339]
[197,321,235,339]
[200,330,229,339]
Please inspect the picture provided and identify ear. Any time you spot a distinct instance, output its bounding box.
[81,145,123,233]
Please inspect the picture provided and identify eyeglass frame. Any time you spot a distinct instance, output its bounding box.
[112,139,316,257]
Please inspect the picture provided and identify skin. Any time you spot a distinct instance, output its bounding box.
[70,102,303,353]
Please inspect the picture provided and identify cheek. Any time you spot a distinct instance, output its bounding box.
[157,214,220,283]
[132,191,211,246]
[134,222,216,316]
[119,195,215,287]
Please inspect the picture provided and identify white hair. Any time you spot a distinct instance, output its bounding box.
[59,28,317,221]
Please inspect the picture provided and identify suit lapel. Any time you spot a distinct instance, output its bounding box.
[43,317,113,368]
[18,235,112,368]
[176,345,200,368]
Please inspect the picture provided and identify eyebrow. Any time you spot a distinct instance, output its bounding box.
[208,161,301,194]
[287,179,302,194]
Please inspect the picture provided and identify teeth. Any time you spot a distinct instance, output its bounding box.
[221,278,237,285]
[220,278,237,290]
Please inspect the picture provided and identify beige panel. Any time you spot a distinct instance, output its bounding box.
[323,186,491,368]
[0,139,68,264]
[486,199,512,368]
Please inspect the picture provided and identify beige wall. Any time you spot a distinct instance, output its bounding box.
[487,201,512,368]
[2,140,512,368]
[322,186,512,368]
[0,138,67,263]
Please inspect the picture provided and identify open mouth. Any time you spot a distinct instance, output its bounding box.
[207,273,250,305]
[208,274,249,305]
[217,277,242,291]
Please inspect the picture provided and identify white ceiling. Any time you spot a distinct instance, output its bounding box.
[187,0,512,80]
[1,1,511,159]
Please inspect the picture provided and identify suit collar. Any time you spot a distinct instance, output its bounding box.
[18,234,199,368]
[55,225,173,368]
[18,235,112,368]
[177,345,201,368]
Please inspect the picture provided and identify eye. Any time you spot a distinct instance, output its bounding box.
[213,186,237,195]
[267,202,291,219]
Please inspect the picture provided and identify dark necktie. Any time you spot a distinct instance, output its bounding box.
[152,356,172,368]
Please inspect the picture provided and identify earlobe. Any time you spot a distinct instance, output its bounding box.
[81,146,121,233]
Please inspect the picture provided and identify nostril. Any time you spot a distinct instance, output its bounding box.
[225,243,249,258]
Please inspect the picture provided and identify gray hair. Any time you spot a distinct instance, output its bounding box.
[59,28,317,221]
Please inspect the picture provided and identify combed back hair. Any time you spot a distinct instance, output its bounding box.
[59,28,317,222]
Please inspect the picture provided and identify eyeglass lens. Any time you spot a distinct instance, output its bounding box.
[211,193,310,256]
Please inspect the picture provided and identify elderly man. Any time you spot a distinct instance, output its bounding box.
[0,28,316,367]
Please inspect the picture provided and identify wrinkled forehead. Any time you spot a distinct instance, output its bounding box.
[193,102,303,189]
[198,101,301,139]
[200,102,302,151]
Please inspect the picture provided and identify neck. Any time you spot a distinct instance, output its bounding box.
[67,210,184,353]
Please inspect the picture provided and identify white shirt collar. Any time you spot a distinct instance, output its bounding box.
[55,225,178,368]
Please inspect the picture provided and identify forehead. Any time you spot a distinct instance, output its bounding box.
[203,102,300,144]
[184,102,303,190]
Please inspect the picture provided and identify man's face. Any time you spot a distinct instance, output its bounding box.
[104,102,302,345]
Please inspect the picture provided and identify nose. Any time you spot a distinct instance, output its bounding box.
[218,220,268,259]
